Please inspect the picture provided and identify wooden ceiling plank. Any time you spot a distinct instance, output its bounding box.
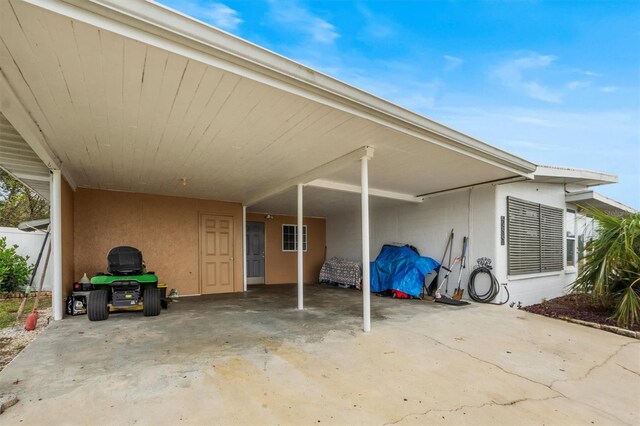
[130,46,169,183]
[121,39,146,190]
[154,60,207,165]
[72,21,109,176]
[0,2,69,156]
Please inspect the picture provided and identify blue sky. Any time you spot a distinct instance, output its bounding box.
[158,0,640,209]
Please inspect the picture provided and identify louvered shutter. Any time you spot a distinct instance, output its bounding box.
[540,205,564,271]
[507,197,541,275]
[507,197,564,275]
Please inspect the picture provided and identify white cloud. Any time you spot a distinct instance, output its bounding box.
[267,0,339,44]
[600,86,619,93]
[444,55,463,71]
[511,115,558,127]
[493,53,563,103]
[566,80,591,90]
[357,3,395,39]
[159,1,242,31]
[205,3,243,31]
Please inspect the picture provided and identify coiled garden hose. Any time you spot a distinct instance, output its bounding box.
[468,258,510,305]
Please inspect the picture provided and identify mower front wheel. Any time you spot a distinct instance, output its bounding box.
[88,290,109,321]
[143,287,161,317]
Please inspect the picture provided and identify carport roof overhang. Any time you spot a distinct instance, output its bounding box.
[0,0,535,206]
[566,190,637,216]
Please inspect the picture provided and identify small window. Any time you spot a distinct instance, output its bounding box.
[282,224,307,252]
[566,209,576,268]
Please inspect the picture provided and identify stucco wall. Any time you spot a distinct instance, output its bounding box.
[61,176,75,298]
[246,213,326,284]
[494,181,575,306]
[74,188,243,296]
[326,181,579,307]
[326,187,496,296]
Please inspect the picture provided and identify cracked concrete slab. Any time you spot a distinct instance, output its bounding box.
[0,284,638,425]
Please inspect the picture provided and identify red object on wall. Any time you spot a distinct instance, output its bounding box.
[24,310,38,331]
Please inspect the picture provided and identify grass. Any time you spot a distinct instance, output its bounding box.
[0,296,52,329]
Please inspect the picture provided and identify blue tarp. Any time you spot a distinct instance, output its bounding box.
[370,245,440,297]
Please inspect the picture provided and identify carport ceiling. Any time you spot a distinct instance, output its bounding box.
[0,0,534,204]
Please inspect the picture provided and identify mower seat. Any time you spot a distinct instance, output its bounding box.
[107,246,145,276]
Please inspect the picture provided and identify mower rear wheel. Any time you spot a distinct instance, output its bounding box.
[143,287,161,317]
[88,290,109,321]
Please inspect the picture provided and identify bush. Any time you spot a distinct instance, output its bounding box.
[571,209,640,327]
[0,237,34,293]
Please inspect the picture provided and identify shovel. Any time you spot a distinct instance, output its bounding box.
[453,237,468,300]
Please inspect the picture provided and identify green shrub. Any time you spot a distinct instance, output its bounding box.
[572,209,640,327]
[0,237,34,293]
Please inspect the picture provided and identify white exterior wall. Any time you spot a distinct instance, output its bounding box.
[0,226,51,290]
[326,186,497,297]
[494,182,576,306]
[326,180,587,308]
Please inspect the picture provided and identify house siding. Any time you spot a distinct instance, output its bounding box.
[326,181,583,307]
[495,181,576,306]
[326,187,496,296]
[73,188,243,296]
[61,175,75,299]
[246,213,326,285]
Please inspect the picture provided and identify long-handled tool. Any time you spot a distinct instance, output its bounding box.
[16,231,49,321]
[453,236,468,300]
[426,229,454,297]
[434,256,461,299]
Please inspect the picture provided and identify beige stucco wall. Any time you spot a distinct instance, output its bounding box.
[61,175,75,299]
[247,213,326,285]
[73,188,243,296]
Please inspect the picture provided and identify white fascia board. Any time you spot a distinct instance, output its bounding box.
[245,146,374,206]
[535,165,618,185]
[566,190,638,214]
[24,0,535,177]
[308,179,423,203]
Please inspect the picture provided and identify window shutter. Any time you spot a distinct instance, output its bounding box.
[507,197,564,275]
[540,205,563,271]
[507,197,541,275]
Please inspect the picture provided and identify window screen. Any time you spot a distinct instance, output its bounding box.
[507,197,563,275]
[282,224,307,252]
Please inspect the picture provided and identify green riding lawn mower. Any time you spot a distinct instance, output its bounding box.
[67,246,168,321]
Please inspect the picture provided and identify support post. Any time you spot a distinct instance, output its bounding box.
[51,170,63,321]
[242,206,247,292]
[297,183,304,310]
[361,157,371,332]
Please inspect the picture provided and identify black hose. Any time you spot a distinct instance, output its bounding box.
[468,265,510,305]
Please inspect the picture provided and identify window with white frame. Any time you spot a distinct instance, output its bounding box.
[282,224,307,252]
[507,197,564,275]
[566,209,576,268]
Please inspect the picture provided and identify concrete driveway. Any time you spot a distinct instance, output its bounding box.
[0,284,638,425]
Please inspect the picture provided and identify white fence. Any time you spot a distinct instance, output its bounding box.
[0,226,51,291]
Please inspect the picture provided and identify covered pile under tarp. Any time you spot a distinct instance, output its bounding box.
[370,245,440,297]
